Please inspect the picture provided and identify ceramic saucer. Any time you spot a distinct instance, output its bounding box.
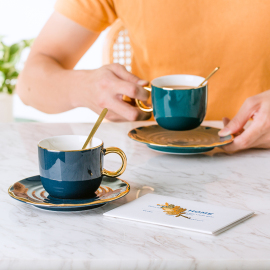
[128,125,234,154]
[8,175,130,212]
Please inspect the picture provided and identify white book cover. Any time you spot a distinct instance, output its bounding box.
[104,194,254,235]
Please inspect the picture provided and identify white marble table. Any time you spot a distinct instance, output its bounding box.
[1,121,270,270]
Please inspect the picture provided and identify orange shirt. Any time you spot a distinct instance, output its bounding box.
[55,0,270,120]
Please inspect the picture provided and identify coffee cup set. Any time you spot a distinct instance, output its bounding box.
[9,71,234,211]
[129,72,234,154]
[8,135,130,211]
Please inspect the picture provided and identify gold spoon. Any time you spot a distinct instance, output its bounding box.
[198,67,220,87]
[82,108,108,150]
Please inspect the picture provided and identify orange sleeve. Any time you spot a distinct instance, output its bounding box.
[54,0,117,32]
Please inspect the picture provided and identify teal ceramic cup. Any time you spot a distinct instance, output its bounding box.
[136,74,208,131]
[38,135,127,199]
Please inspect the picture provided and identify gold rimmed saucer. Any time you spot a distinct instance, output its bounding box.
[8,175,130,211]
[128,125,234,154]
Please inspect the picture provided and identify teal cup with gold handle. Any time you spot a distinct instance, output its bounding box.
[38,135,127,199]
[136,74,208,131]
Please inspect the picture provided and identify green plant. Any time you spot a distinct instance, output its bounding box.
[0,37,33,94]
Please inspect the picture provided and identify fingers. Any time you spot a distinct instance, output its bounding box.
[115,78,150,101]
[222,117,244,136]
[107,63,148,85]
[103,64,150,101]
[94,64,151,121]
[112,98,151,121]
[218,97,259,137]
[222,117,230,127]
[105,110,128,122]
[101,104,144,122]
[221,120,262,152]
[219,91,270,151]
[254,133,270,148]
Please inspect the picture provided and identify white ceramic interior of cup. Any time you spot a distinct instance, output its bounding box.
[151,74,206,88]
[38,135,102,151]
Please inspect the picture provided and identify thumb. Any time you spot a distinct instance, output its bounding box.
[218,116,247,137]
[108,63,149,85]
[222,117,230,127]
[218,102,253,137]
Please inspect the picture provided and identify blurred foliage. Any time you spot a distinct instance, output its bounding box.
[0,36,34,94]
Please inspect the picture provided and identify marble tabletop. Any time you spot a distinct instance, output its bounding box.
[1,121,270,270]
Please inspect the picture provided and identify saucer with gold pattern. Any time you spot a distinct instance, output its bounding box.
[128,125,234,154]
[8,175,130,211]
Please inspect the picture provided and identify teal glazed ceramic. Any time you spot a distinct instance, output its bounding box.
[128,125,234,155]
[136,74,207,131]
[8,175,130,212]
[152,84,207,131]
[38,135,127,199]
[147,144,214,154]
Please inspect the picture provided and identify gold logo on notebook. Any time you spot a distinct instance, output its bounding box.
[158,202,190,219]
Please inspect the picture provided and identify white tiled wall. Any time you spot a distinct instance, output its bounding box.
[0,0,108,122]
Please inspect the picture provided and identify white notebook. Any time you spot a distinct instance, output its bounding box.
[104,194,254,235]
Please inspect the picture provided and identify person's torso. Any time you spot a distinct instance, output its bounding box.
[114,0,270,120]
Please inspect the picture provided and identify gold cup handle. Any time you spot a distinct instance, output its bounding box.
[102,147,127,177]
[135,86,153,112]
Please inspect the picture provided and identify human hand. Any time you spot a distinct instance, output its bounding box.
[17,12,151,120]
[218,90,270,152]
[71,63,151,121]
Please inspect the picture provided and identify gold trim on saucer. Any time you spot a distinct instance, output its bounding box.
[8,179,130,208]
[128,125,234,149]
